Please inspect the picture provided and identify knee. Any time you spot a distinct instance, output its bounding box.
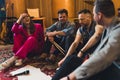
[66,55,76,60]
[65,35,75,44]
[13,34,24,43]
[13,33,22,39]
[26,36,37,43]
[64,55,76,63]
[66,35,74,40]
[27,36,35,40]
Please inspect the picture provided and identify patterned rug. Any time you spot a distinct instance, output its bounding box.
[0,45,13,64]
[0,45,62,80]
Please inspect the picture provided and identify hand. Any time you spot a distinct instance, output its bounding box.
[58,58,65,67]
[60,74,76,80]
[77,52,83,58]
[60,77,68,80]
[19,13,28,20]
[17,13,28,24]
[46,31,56,37]
[48,36,54,42]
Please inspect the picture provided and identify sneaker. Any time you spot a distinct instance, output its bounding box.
[1,56,17,70]
[15,59,23,66]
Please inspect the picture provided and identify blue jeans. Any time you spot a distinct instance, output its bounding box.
[43,35,74,55]
[52,55,83,80]
[52,55,119,80]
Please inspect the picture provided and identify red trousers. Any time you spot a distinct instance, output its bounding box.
[13,34,42,59]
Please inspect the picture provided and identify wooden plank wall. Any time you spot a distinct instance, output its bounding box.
[6,0,26,17]
[25,0,52,28]
[52,0,75,18]
[113,0,120,16]
[5,0,120,27]
[75,0,94,17]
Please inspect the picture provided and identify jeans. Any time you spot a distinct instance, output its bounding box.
[52,55,83,80]
[43,35,74,55]
[52,55,119,80]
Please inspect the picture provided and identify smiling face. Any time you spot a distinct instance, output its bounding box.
[78,13,91,26]
[22,14,31,25]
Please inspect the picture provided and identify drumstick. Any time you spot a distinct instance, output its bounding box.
[53,41,65,55]
[52,41,65,55]
[53,41,65,53]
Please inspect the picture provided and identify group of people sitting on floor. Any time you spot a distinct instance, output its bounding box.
[0,0,120,80]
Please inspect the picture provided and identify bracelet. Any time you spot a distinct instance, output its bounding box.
[67,75,70,80]
[80,50,84,53]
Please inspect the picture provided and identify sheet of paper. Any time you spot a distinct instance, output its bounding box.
[10,65,51,80]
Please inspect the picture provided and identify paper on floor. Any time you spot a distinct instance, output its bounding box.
[10,65,51,80]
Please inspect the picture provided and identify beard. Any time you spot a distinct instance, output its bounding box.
[59,21,66,25]
[97,18,104,26]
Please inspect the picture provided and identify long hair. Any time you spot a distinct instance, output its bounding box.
[21,14,35,34]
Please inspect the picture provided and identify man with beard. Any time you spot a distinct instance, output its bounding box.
[40,9,75,63]
[52,9,103,80]
[60,0,120,80]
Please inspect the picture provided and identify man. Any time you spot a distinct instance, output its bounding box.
[40,9,75,62]
[58,9,103,67]
[52,9,103,80]
[60,0,120,80]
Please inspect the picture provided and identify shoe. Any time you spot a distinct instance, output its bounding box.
[15,59,23,66]
[0,64,6,70]
[0,39,7,45]
[39,53,48,60]
[46,54,56,64]
[1,56,16,70]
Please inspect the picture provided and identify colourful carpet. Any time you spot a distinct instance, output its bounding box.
[0,45,61,80]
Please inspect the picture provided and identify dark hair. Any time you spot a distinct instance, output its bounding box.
[22,13,35,34]
[78,9,92,15]
[57,9,68,16]
[94,0,115,18]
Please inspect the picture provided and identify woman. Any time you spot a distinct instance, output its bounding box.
[0,13,44,69]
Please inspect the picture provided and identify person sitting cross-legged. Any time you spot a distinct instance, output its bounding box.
[40,9,75,63]
[60,0,120,80]
[52,9,104,80]
[0,13,44,70]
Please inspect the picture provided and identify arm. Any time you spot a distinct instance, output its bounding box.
[46,22,75,42]
[58,29,82,66]
[11,23,20,33]
[65,31,82,58]
[62,26,120,80]
[46,22,75,37]
[16,14,23,24]
[34,24,44,42]
[45,22,66,37]
[45,23,57,42]
[77,25,103,57]
[11,13,27,33]
[35,24,45,52]
[46,31,66,37]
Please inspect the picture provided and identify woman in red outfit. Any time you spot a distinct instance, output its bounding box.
[0,13,44,69]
